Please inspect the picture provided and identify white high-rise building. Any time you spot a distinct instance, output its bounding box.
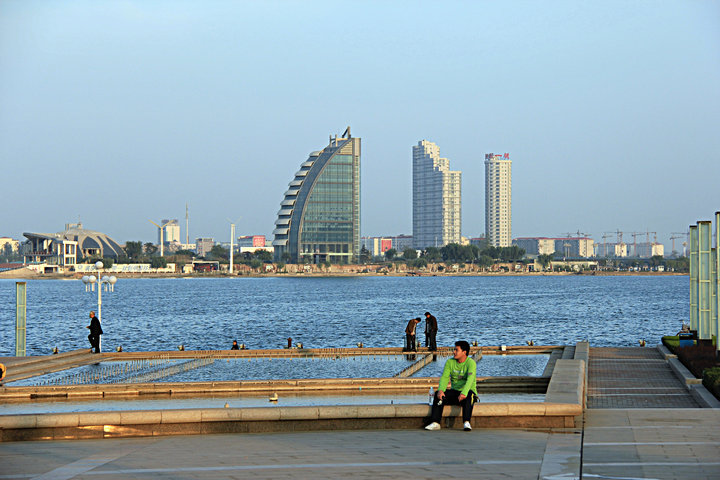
[159,219,180,244]
[485,153,512,247]
[412,140,461,249]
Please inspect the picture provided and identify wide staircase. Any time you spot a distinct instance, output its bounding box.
[587,347,699,408]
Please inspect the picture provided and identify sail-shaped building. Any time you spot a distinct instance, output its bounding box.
[272,127,360,264]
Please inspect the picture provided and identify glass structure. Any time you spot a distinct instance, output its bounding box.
[273,128,360,264]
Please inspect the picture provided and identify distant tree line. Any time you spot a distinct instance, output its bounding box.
[357,243,525,268]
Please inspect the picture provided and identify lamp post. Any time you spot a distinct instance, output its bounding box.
[81,260,117,353]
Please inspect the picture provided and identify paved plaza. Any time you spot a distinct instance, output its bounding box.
[1,347,719,479]
[1,409,719,480]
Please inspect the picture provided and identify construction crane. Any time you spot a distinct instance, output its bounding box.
[615,230,624,245]
[670,232,687,255]
[628,232,645,257]
[562,230,590,238]
[601,232,613,257]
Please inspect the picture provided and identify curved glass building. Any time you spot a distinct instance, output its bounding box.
[272,128,360,264]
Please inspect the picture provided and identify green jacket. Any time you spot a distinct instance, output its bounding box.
[439,357,477,396]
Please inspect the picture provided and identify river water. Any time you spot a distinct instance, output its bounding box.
[0,275,688,356]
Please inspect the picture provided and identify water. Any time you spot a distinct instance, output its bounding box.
[0,275,687,356]
[0,392,547,415]
[6,354,550,386]
[421,355,549,377]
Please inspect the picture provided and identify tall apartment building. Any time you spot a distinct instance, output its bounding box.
[272,127,360,264]
[195,238,215,257]
[485,153,512,247]
[412,140,461,249]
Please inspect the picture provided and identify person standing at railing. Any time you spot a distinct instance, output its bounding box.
[424,311,438,351]
[86,310,103,353]
[404,317,421,352]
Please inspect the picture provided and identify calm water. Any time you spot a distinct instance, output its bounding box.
[0,275,688,356]
[6,354,549,386]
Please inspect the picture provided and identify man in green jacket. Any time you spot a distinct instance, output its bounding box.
[425,340,477,431]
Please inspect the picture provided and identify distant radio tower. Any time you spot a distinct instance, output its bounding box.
[185,203,189,245]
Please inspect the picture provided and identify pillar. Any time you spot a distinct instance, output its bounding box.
[689,225,698,332]
[716,212,720,354]
[698,221,712,339]
[16,282,26,356]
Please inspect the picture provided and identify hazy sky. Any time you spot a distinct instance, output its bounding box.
[1,1,718,251]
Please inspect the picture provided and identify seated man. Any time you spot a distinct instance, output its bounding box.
[425,340,477,431]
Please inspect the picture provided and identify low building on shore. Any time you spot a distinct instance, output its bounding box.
[22,223,125,273]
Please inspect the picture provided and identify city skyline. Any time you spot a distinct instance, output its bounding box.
[1,1,718,249]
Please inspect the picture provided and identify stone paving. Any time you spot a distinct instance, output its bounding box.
[1,346,719,479]
[583,409,720,480]
[0,429,558,479]
[588,347,700,408]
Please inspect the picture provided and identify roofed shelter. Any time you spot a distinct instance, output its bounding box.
[23,223,125,269]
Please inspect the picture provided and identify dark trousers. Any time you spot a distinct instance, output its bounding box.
[427,331,437,351]
[88,334,100,353]
[430,389,476,423]
[405,334,416,351]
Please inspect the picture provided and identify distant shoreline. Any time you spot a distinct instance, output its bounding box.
[0,269,686,280]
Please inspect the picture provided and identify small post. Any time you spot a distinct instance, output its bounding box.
[15,282,26,356]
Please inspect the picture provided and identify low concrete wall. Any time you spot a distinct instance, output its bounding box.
[0,401,582,441]
[0,377,549,400]
[0,345,584,442]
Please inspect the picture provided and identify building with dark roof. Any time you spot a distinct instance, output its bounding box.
[23,223,125,268]
[272,127,360,264]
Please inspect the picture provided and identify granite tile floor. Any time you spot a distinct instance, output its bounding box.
[0,429,556,480]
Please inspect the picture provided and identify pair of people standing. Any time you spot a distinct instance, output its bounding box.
[404,312,438,352]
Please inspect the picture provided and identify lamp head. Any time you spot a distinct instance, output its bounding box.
[95,260,103,269]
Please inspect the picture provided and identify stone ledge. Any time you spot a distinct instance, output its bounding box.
[689,384,720,408]
[657,344,677,359]
[545,359,585,406]
[668,357,702,385]
[0,400,580,431]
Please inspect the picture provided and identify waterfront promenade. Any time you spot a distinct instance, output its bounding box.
[1,346,719,479]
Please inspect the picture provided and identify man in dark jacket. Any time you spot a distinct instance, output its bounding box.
[404,317,421,352]
[86,311,103,353]
[424,312,438,351]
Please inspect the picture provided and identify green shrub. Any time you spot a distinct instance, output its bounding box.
[702,367,720,400]
[662,336,679,353]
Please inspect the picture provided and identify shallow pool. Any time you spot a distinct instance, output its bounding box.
[0,392,546,415]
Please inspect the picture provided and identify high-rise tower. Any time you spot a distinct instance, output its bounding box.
[485,153,512,247]
[272,127,360,264]
[412,140,461,249]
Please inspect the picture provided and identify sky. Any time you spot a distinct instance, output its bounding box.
[1,0,719,252]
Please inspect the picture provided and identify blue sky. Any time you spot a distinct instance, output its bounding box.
[1,0,718,251]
